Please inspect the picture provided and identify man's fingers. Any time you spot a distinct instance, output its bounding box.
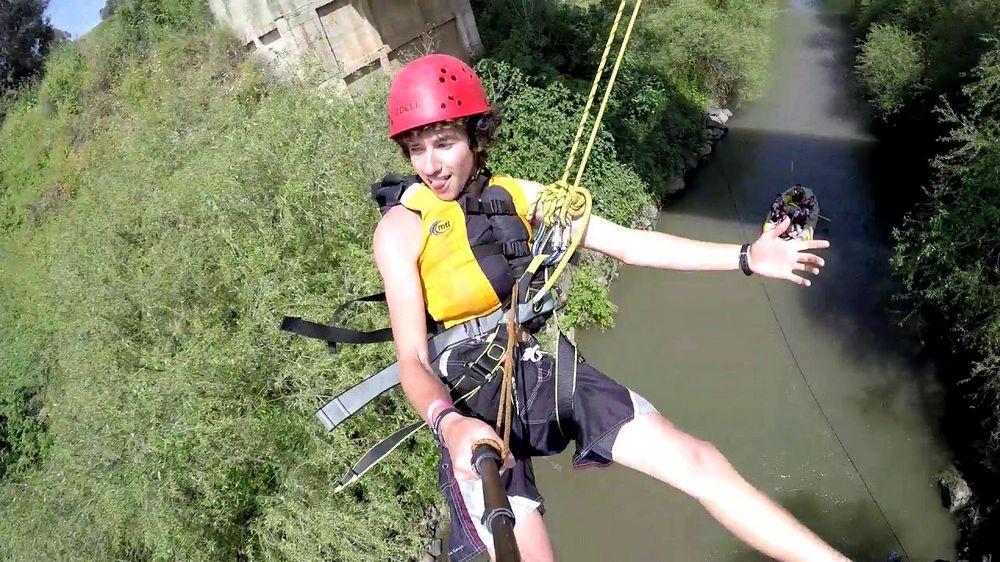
[792,262,821,275]
[786,272,812,287]
[803,239,831,250]
[797,253,825,267]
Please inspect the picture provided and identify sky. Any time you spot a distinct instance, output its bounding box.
[45,0,105,38]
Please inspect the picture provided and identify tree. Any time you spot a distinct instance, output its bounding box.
[0,0,54,94]
[52,27,71,46]
[100,0,125,20]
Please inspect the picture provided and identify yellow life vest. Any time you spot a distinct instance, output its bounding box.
[395,173,536,328]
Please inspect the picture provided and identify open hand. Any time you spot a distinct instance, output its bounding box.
[749,216,830,287]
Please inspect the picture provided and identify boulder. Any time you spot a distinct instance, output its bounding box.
[707,107,729,126]
[937,465,973,513]
[427,538,442,557]
[666,177,685,194]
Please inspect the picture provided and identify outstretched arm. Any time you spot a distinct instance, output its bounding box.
[523,181,829,286]
[582,213,829,285]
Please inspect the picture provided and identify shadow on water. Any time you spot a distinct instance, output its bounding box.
[654,124,958,555]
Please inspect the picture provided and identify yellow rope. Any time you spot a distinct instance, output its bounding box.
[531,0,644,303]
[560,0,632,185]
[492,0,644,459]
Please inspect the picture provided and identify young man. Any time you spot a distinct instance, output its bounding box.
[374,53,846,562]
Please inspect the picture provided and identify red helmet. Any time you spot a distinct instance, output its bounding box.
[387,54,490,138]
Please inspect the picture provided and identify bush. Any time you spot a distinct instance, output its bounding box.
[0,9,436,560]
[890,43,1000,560]
[856,23,925,116]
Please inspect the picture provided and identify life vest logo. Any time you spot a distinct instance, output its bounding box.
[429,220,451,236]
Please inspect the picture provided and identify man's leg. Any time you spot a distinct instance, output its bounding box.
[611,413,849,562]
[484,509,555,562]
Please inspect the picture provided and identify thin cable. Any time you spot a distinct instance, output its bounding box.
[716,146,909,559]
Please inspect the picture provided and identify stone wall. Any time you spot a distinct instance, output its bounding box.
[209,0,483,93]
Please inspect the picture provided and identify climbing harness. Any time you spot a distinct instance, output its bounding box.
[281,0,645,488]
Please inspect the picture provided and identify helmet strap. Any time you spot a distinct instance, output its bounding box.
[463,166,491,198]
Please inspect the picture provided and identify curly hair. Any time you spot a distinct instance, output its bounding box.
[394,108,503,165]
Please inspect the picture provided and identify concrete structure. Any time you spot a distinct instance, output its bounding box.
[209,1,483,93]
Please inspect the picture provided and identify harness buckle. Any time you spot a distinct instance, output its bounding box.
[468,332,508,381]
[485,341,505,362]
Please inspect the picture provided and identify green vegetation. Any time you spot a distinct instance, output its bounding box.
[854,0,1000,118]
[0,0,778,559]
[855,23,924,116]
[0,0,56,115]
[853,0,1000,555]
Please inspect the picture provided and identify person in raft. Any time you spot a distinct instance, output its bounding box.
[372,53,844,561]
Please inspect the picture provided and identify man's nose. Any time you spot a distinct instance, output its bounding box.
[416,148,439,173]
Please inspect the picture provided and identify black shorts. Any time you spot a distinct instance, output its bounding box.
[432,336,657,562]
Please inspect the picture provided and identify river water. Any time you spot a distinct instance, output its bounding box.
[532,0,960,559]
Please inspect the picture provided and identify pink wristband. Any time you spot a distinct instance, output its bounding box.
[426,399,453,425]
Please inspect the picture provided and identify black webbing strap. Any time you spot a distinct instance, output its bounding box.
[472,241,532,261]
[554,332,578,439]
[281,292,394,354]
[279,317,394,350]
[472,244,504,260]
[462,197,517,215]
[335,420,425,492]
[501,240,531,258]
[282,292,443,354]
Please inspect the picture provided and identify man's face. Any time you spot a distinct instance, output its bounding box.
[405,124,477,201]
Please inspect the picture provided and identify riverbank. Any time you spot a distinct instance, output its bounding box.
[850,0,1000,557]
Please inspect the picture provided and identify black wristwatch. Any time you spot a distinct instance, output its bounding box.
[739,243,753,276]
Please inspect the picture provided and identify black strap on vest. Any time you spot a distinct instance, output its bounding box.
[462,197,517,215]
[471,241,531,261]
[371,173,421,216]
